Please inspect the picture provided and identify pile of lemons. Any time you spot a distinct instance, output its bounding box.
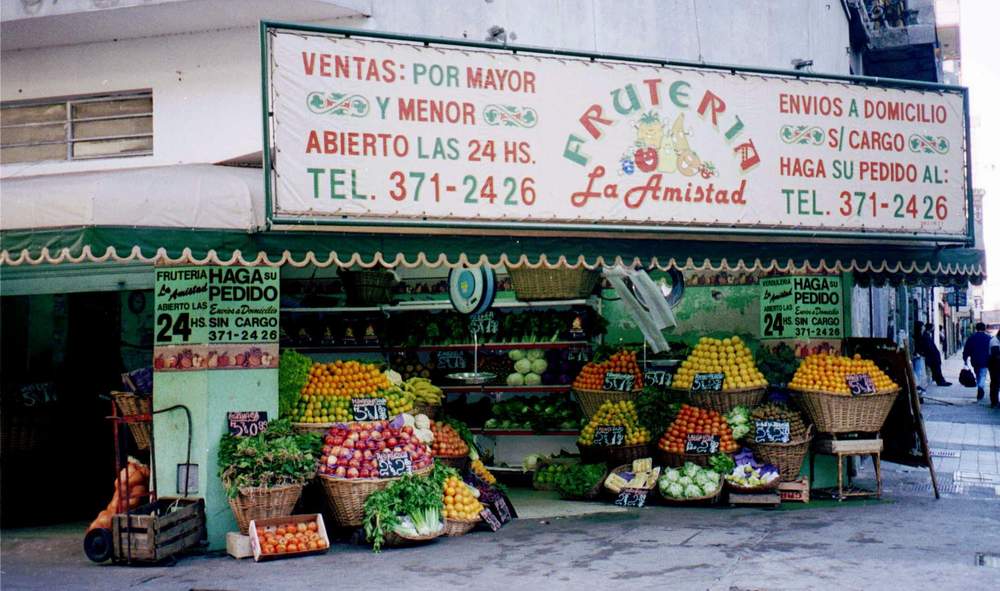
[578,400,650,446]
[672,336,768,391]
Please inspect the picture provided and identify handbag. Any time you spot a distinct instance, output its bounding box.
[958,367,977,388]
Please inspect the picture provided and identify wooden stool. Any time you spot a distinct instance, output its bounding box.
[809,437,883,501]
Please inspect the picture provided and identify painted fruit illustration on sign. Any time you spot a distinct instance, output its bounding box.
[624,111,716,179]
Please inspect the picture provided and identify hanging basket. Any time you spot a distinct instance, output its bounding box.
[676,386,767,414]
[226,483,305,535]
[749,428,813,481]
[443,517,479,537]
[111,392,153,450]
[507,267,600,301]
[340,269,397,306]
[318,465,433,527]
[573,388,641,418]
[792,387,899,433]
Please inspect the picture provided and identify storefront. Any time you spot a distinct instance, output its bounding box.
[0,23,986,557]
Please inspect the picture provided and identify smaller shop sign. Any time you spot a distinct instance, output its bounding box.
[614,488,648,508]
[435,350,467,370]
[760,275,843,340]
[845,373,877,396]
[644,369,673,388]
[602,371,635,392]
[376,451,412,478]
[592,425,625,446]
[685,433,720,454]
[351,398,389,421]
[480,507,503,531]
[754,420,791,443]
[227,411,269,437]
[691,373,724,392]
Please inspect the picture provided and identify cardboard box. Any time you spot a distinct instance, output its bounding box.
[778,479,810,503]
[226,532,253,559]
[248,514,330,562]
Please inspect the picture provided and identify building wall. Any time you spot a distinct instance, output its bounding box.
[1,0,853,179]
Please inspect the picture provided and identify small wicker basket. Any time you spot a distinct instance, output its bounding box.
[557,465,609,500]
[658,487,722,505]
[443,517,479,537]
[507,266,600,301]
[679,386,767,414]
[602,464,657,495]
[319,465,433,527]
[226,482,305,535]
[725,477,781,494]
[574,387,641,418]
[792,387,899,433]
[340,269,397,306]
[111,392,153,450]
[749,427,813,481]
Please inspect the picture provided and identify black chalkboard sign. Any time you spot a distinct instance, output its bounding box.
[644,370,673,388]
[845,373,876,396]
[435,350,467,370]
[691,373,725,392]
[376,450,412,478]
[754,420,791,443]
[614,487,648,508]
[684,433,720,454]
[592,425,625,446]
[602,372,635,392]
[493,497,512,523]
[351,397,389,421]
[227,411,268,437]
[480,508,502,531]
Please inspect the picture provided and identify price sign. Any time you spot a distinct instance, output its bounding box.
[691,373,724,392]
[376,451,412,478]
[684,433,721,454]
[644,370,673,388]
[602,372,635,392]
[760,275,843,340]
[614,488,648,508]
[469,312,498,337]
[754,420,791,443]
[480,507,503,532]
[227,411,269,437]
[351,397,389,421]
[568,349,590,362]
[845,373,877,396]
[435,350,467,370]
[592,425,625,446]
[493,497,512,523]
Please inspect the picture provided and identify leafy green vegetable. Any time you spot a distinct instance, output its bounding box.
[217,418,320,498]
[708,452,736,475]
[636,387,683,436]
[278,350,312,418]
[363,463,450,552]
[758,343,800,387]
[553,463,606,498]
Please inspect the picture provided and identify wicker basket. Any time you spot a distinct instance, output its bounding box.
[291,422,335,436]
[383,526,444,547]
[578,442,651,466]
[340,269,397,306]
[574,388,641,418]
[507,266,600,301]
[226,483,305,535]
[111,392,153,450]
[435,455,469,472]
[443,518,479,537]
[412,403,441,420]
[319,465,433,527]
[658,487,722,505]
[602,464,656,495]
[749,428,813,481]
[680,386,767,414]
[793,387,899,433]
[656,448,716,468]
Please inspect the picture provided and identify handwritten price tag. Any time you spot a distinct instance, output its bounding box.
[691,373,724,392]
[351,398,389,421]
[845,373,876,396]
[480,507,502,531]
[602,372,635,392]
[684,433,720,454]
[435,351,467,370]
[644,370,672,388]
[614,487,648,508]
[754,420,791,443]
[376,451,412,478]
[592,425,625,446]
[227,411,268,437]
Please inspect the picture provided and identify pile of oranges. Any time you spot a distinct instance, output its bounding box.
[430,421,469,457]
[443,475,483,521]
[256,520,328,555]
[671,336,767,391]
[658,404,738,454]
[572,350,643,391]
[788,353,897,396]
[302,360,390,398]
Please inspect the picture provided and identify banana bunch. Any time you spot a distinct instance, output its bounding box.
[403,377,444,405]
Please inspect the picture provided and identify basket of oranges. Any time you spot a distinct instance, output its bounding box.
[441,474,483,536]
[669,336,768,413]
[788,354,900,433]
[572,350,644,418]
[657,404,739,467]
[577,400,652,465]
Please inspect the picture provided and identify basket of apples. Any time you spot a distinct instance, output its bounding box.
[317,413,435,527]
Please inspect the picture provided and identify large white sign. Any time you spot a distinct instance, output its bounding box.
[266,28,968,240]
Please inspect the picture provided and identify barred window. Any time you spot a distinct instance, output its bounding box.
[1,91,152,164]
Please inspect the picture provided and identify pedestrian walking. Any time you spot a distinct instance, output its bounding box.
[917,322,951,386]
[988,331,1000,408]
[962,322,994,402]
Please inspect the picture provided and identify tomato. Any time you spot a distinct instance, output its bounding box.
[634,147,658,172]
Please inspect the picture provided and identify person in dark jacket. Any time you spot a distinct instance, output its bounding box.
[987,332,1000,408]
[916,322,951,386]
[963,322,994,401]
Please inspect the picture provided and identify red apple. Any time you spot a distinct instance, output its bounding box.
[347,467,359,478]
[335,466,347,477]
[387,438,398,447]
[348,459,360,469]
[359,468,371,478]
[343,439,355,449]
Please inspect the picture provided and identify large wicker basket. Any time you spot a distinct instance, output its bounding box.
[578,442,651,466]
[340,269,397,306]
[319,465,433,527]
[557,465,609,500]
[749,428,813,481]
[443,517,479,537]
[507,266,600,301]
[680,386,767,414]
[111,392,153,450]
[226,483,305,534]
[793,387,899,433]
[574,388,641,418]
[602,464,656,495]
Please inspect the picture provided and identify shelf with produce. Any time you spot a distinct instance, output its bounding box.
[281,297,594,314]
[472,429,580,437]
[285,341,593,354]
[440,384,573,395]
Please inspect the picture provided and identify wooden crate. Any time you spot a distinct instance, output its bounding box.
[728,492,781,508]
[112,497,205,563]
[778,479,810,503]
[249,513,330,562]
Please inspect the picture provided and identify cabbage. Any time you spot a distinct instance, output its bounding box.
[507,373,525,386]
[524,372,542,386]
[677,476,693,487]
[701,480,718,495]
[514,358,532,374]
[663,469,681,482]
[684,484,704,498]
[702,471,721,486]
[509,350,526,361]
[693,471,711,487]
[526,349,545,361]
[682,462,701,478]
[530,359,548,374]
[666,482,684,498]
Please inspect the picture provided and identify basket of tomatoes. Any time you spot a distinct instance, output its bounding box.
[430,421,470,471]
[657,404,738,467]
[572,350,644,418]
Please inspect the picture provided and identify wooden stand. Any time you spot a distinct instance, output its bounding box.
[809,437,883,501]
[728,491,781,508]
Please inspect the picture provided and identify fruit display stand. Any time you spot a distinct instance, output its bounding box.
[809,436,883,500]
[684,386,766,414]
[574,388,641,419]
[578,442,651,466]
[669,337,769,414]
[572,350,645,418]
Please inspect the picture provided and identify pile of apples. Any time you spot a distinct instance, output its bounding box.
[317,420,433,479]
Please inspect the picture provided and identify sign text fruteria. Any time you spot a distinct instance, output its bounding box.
[266,29,967,239]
